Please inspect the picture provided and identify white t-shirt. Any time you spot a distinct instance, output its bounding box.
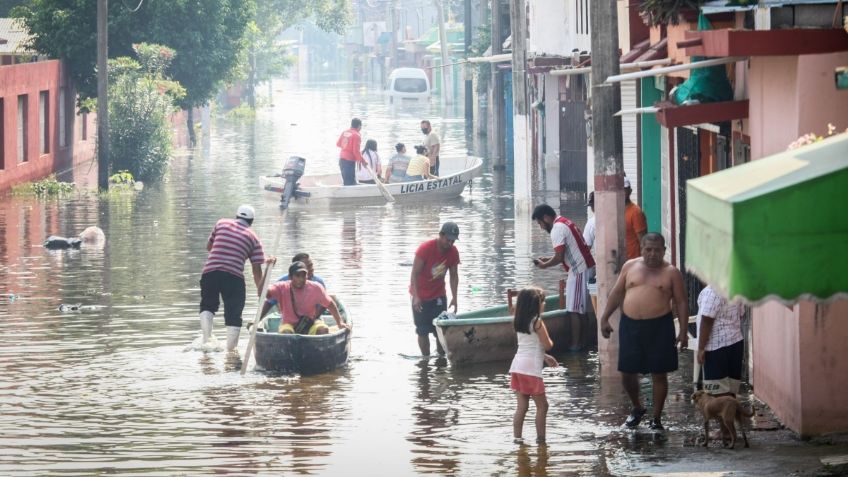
[583,215,596,250]
[509,318,545,377]
[697,286,744,351]
[356,150,381,181]
[423,131,440,155]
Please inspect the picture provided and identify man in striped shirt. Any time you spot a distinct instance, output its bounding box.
[532,204,596,351]
[199,205,267,351]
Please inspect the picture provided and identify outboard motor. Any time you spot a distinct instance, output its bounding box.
[280,155,307,209]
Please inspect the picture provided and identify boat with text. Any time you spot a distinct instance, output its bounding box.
[260,155,483,208]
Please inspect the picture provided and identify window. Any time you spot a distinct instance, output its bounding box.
[393,78,427,93]
[17,95,28,163]
[39,90,49,154]
[59,88,67,148]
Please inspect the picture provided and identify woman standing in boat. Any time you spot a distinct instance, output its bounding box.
[509,287,558,445]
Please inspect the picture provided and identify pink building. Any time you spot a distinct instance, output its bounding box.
[0,59,95,193]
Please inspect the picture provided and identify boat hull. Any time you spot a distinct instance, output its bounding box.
[434,296,568,367]
[260,156,483,207]
[254,329,351,375]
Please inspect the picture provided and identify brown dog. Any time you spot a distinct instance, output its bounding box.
[692,390,754,449]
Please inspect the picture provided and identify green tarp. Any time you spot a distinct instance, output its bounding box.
[685,133,848,303]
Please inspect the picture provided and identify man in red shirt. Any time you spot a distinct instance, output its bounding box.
[410,222,461,356]
[336,118,364,186]
[624,177,648,259]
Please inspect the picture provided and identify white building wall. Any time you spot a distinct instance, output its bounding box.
[544,74,560,191]
[621,80,639,202]
[528,0,570,55]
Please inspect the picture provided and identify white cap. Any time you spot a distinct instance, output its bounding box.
[236,205,255,220]
[623,177,632,189]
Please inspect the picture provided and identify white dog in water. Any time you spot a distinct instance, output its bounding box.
[79,226,106,247]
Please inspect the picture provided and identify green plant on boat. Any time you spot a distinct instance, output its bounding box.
[12,176,75,197]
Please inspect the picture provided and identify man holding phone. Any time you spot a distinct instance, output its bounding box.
[531,204,595,351]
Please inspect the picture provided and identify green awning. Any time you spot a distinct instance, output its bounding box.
[685,133,848,304]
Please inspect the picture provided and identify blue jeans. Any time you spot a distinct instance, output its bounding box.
[339,159,357,186]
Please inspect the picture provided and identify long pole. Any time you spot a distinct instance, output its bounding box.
[463,0,472,122]
[96,0,109,190]
[490,0,504,168]
[434,0,453,104]
[590,0,626,373]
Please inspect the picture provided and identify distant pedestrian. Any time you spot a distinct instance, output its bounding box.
[410,222,460,356]
[385,143,412,183]
[697,285,745,397]
[583,192,596,284]
[337,118,364,186]
[531,204,595,351]
[598,233,689,430]
[624,177,648,259]
[420,119,441,176]
[199,205,270,351]
[509,287,559,445]
[357,139,382,184]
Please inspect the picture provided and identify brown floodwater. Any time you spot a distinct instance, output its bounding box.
[0,81,702,475]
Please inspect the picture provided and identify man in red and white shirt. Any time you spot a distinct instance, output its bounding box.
[532,204,596,351]
[199,205,267,351]
[697,285,745,397]
[336,118,364,186]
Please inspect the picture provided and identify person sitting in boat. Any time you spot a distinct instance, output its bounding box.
[276,252,326,289]
[356,139,382,184]
[262,261,349,335]
[385,143,412,183]
[406,145,437,181]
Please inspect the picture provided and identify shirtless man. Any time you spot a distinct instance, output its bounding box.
[599,233,689,430]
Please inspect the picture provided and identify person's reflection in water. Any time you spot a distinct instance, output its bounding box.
[341,216,362,267]
[407,359,460,475]
[516,443,549,477]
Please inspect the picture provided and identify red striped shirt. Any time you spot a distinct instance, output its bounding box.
[551,216,595,272]
[202,219,265,278]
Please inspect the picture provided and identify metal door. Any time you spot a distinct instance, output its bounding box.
[677,127,703,315]
[559,76,587,194]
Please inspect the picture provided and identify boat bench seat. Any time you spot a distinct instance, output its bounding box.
[506,279,566,314]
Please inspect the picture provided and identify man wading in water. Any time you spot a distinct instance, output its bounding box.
[599,233,689,430]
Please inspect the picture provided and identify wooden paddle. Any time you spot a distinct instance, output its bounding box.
[363,161,394,202]
[241,209,286,375]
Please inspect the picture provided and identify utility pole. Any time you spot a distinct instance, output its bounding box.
[387,0,398,70]
[510,0,531,209]
[96,0,109,190]
[490,0,504,168]
[590,0,626,373]
[434,0,453,104]
[463,0,472,123]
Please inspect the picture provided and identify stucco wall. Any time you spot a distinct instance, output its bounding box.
[527,0,569,55]
[796,52,848,138]
[748,56,800,159]
[797,300,848,435]
[752,303,803,432]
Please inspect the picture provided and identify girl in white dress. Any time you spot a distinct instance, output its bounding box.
[509,287,558,444]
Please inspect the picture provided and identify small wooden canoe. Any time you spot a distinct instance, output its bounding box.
[253,299,351,375]
[434,295,569,367]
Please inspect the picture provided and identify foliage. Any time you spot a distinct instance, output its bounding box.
[12,0,253,111]
[467,24,491,94]
[108,43,183,183]
[12,176,75,197]
[787,124,847,150]
[108,170,135,186]
[0,0,22,16]
[639,0,704,26]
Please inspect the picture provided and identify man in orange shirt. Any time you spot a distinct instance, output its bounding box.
[337,118,364,186]
[624,177,648,259]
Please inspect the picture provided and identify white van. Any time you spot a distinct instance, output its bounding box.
[386,68,430,105]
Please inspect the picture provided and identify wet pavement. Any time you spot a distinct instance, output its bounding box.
[1,81,847,475]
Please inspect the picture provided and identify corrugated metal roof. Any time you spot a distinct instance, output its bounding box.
[702,0,839,14]
[0,18,34,55]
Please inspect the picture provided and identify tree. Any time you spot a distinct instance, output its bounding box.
[242,0,349,108]
[13,0,254,145]
[109,43,185,182]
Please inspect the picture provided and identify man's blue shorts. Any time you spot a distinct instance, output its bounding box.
[412,296,446,336]
[618,311,678,375]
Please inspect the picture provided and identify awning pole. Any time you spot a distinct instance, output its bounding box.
[605,56,747,83]
[550,58,672,77]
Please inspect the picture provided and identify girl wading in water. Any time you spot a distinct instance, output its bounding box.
[509,287,559,445]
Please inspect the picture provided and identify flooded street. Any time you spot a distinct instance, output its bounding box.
[0,82,705,475]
